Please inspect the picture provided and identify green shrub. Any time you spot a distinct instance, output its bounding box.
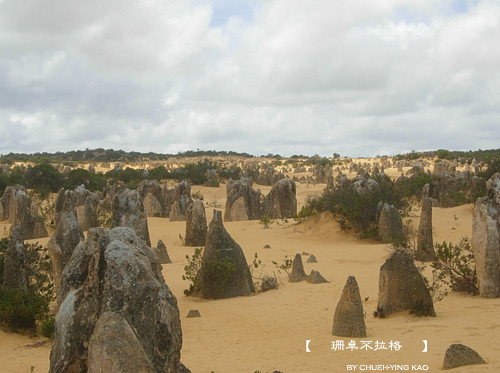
[182,247,203,296]
[0,287,47,329]
[0,241,54,331]
[39,316,55,339]
[431,238,478,296]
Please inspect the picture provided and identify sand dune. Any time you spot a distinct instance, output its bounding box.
[1,181,499,372]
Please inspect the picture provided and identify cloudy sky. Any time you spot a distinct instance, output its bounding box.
[0,0,499,157]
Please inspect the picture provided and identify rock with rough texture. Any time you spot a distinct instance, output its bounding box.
[2,226,28,291]
[288,253,308,283]
[155,239,172,264]
[377,203,404,243]
[262,178,297,219]
[137,179,168,217]
[49,227,188,373]
[376,249,435,318]
[55,185,100,231]
[186,310,201,318]
[48,210,84,299]
[185,200,207,246]
[306,254,317,263]
[169,181,193,221]
[332,276,367,338]
[442,344,486,370]
[416,197,434,261]
[224,177,262,221]
[204,169,219,187]
[2,185,48,239]
[472,173,500,298]
[194,210,255,299]
[307,270,329,284]
[112,189,151,246]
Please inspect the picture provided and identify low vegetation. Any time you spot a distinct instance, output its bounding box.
[0,239,54,331]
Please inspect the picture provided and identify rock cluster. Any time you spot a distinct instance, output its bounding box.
[169,181,194,221]
[472,173,500,298]
[112,189,151,246]
[225,177,298,221]
[224,177,262,221]
[49,227,189,373]
[55,185,101,231]
[0,184,47,239]
[262,178,297,219]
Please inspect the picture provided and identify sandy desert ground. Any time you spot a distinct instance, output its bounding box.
[1,177,500,373]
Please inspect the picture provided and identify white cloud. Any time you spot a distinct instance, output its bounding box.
[0,0,499,157]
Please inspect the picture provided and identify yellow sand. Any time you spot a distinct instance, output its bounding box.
[1,181,500,373]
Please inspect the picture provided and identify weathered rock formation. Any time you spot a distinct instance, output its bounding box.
[442,344,486,370]
[332,276,367,337]
[376,249,435,317]
[306,254,317,263]
[262,178,297,219]
[2,226,28,291]
[137,179,168,217]
[416,197,434,261]
[472,173,500,298]
[193,210,254,299]
[48,210,84,298]
[49,227,188,373]
[112,189,151,246]
[185,200,207,246]
[0,184,48,239]
[288,253,308,283]
[224,177,262,221]
[169,181,193,221]
[307,270,329,284]
[55,185,101,231]
[154,239,172,264]
[204,169,219,187]
[377,203,404,243]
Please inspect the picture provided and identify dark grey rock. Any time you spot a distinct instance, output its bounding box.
[112,189,151,246]
[306,270,329,284]
[442,344,486,370]
[50,227,187,373]
[376,249,435,317]
[185,200,207,246]
[288,253,307,283]
[262,178,297,219]
[332,276,367,337]
[194,210,255,299]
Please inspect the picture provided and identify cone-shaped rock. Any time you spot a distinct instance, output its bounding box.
[288,253,307,282]
[416,197,434,261]
[442,344,486,370]
[194,210,255,299]
[471,173,500,298]
[155,239,172,264]
[50,227,188,373]
[2,226,28,291]
[376,249,435,317]
[185,200,207,246]
[112,189,151,246]
[332,276,367,337]
[377,203,404,243]
[307,270,329,284]
[306,254,317,263]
